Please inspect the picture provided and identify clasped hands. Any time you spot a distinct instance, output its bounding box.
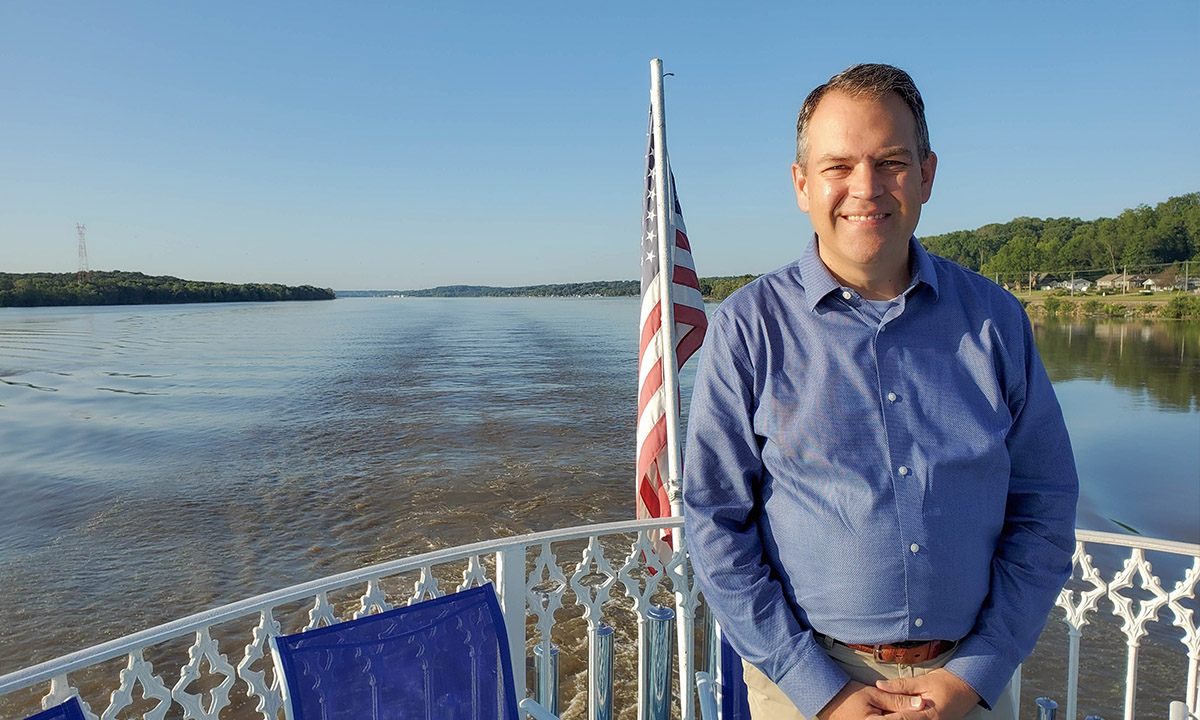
[819,669,981,720]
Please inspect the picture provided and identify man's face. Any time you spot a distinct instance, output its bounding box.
[792,90,937,285]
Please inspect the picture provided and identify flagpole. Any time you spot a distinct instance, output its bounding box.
[651,57,698,720]
[650,58,684,518]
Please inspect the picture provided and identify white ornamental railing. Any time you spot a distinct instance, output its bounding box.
[1057,531,1200,720]
[0,519,1196,720]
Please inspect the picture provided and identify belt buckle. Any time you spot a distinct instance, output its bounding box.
[872,644,889,663]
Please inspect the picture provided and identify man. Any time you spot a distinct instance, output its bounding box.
[683,63,1078,720]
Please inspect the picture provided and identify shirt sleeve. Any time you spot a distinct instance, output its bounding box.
[943,309,1079,707]
[683,309,850,717]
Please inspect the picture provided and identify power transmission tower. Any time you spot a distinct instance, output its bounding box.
[77,223,90,282]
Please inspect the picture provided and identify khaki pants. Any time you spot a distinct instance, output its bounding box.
[741,639,1019,720]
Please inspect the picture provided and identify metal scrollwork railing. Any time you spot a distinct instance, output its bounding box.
[0,521,1196,720]
[1055,530,1200,720]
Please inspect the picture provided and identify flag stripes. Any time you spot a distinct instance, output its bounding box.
[636,115,707,523]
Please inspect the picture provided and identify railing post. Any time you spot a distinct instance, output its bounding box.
[534,642,560,714]
[496,544,527,700]
[591,622,614,720]
[1169,700,1191,720]
[673,530,697,720]
[644,605,675,720]
[1037,696,1058,720]
[701,605,716,674]
[1124,644,1140,720]
[1066,628,1082,720]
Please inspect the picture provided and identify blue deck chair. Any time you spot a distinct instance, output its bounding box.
[24,698,86,720]
[271,583,557,720]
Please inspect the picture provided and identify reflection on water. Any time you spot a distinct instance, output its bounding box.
[1035,317,1199,412]
[0,302,1196,716]
[1032,318,1200,543]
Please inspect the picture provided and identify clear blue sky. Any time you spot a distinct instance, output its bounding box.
[2,2,1197,290]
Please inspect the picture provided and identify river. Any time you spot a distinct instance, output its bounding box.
[0,298,1197,716]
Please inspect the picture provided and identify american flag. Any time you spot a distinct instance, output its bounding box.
[636,115,707,524]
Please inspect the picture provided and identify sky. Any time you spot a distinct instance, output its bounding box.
[1,2,1197,290]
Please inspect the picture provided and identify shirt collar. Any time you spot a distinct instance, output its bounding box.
[797,235,940,312]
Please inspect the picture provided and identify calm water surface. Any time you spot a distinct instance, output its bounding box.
[0,298,1197,713]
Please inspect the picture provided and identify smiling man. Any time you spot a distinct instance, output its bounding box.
[683,64,1079,720]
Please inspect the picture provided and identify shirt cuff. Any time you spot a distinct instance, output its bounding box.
[771,642,851,719]
[941,635,1019,710]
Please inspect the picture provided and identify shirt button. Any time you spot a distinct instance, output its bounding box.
[914,618,924,628]
[841,290,852,300]
[910,543,920,553]
[887,392,898,402]
[898,465,909,476]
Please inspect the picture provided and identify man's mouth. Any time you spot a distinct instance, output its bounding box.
[844,213,888,221]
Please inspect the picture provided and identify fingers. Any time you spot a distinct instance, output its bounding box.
[868,686,926,713]
[820,681,925,720]
[877,677,923,695]
[870,678,928,718]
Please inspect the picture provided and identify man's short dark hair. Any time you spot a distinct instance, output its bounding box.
[795,63,931,167]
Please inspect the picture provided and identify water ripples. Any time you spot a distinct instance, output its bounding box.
[0,298,648,672]
[1,301,1195,684]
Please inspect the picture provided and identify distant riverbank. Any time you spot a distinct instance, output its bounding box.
[351,280,1200,319]
[342,274,761,302]
[0,271,334,308]
[1021,291,1200,319]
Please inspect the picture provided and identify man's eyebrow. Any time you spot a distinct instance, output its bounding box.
[814,153,850,165]
[814,147,915,165]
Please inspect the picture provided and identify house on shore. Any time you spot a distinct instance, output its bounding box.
[1096,273,1149,292]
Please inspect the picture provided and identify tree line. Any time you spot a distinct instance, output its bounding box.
[0,271,334,307]
[705,193,1199,302]
[396,193,1199,305]
[921,193,1200,278]
[396,277,763,300]
[398,281,639,297]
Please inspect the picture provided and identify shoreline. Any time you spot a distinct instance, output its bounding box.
[1021,292,1200,319]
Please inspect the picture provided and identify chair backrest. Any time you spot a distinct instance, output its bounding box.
[272,584,519,720]
[25,697,86,720]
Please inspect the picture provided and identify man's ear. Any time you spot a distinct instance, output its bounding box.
[791,162,810,213]
[920,151,937,204]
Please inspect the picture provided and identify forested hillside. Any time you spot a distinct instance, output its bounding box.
[0,271,334,307]
[921,193,1199,281]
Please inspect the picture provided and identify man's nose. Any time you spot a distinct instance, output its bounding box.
[848,164,884,199]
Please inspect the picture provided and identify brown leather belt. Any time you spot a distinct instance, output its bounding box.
[838,638,954,664]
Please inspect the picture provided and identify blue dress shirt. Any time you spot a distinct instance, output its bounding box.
[683,237,1078,716]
